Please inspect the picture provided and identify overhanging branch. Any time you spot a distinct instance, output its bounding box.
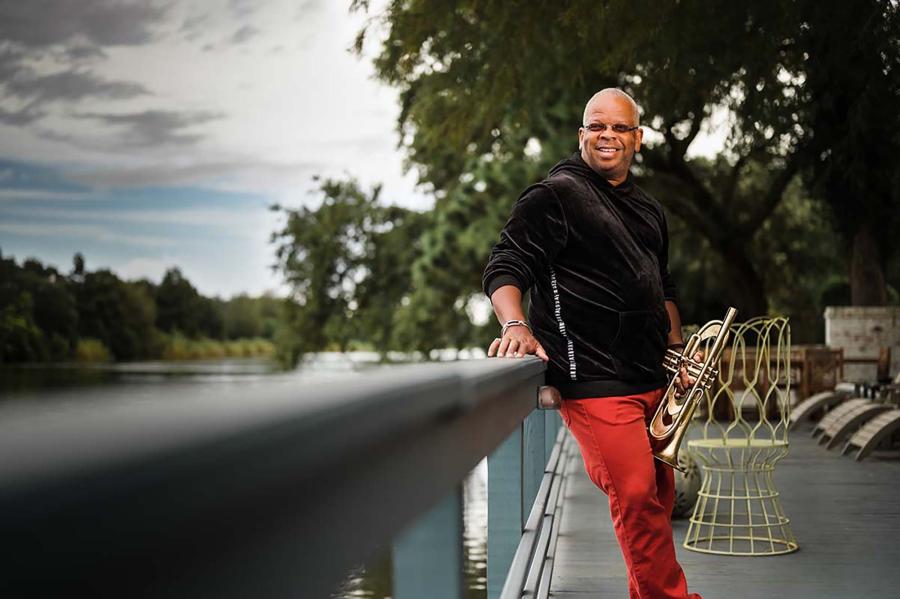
[640,145,722,243]
[740,150,801,235]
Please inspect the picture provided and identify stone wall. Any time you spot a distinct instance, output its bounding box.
[824,306,900,382]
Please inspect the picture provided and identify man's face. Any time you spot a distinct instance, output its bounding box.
[578,94,643,185]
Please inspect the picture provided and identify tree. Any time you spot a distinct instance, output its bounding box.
[0,253,279,363]
[272,177,426,365]
[353,0,899,323]
[223,295,262,340]
[155,268,202,336]
[353,1,813,317]
[195,296,225,340]
[76,270,158,360]
[792,0,900,304]
[0,256,79,361]
[355,204,428,353]
[0,254,47,363]
[71,252,85,282]
[273,179,374,362]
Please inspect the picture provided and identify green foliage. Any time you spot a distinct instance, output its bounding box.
[75,269,159,361]
[754,180,845,343]
[223,294,262,339]
[74,338,112,363]
[0,252,279,364]
[350,0,900,340]
[350,0,803,322]
[159,333,274,361]
[272,177,427,366]
[155,268,220,338]
[792,1,900,304]
[0,291,46,363]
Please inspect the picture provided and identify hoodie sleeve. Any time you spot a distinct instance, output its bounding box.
[658,209,678,303]
[482,183,568,298]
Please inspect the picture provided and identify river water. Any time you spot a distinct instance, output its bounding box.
[0,354,488,598]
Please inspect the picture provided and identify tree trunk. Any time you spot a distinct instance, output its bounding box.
[720,243,769,319]
[849,223,888,305]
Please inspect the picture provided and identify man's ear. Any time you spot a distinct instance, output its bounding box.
[634,127,643,152]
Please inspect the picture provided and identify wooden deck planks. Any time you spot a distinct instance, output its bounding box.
[550,432,900,598]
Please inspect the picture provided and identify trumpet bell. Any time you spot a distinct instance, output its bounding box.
[648,307,738,469]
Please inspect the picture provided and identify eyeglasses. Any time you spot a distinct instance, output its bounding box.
[582,122,639,134]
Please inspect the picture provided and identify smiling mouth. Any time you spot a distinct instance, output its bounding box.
[596,146,620,156]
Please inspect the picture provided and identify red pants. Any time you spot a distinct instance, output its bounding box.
[559,388,701,599]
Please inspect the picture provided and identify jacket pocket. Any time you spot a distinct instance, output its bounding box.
[609,308,667,381]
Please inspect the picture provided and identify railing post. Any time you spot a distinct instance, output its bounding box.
[522,410,545,522]
[487,425,523,599]
[544,410,562,464]
[393,485,464,599]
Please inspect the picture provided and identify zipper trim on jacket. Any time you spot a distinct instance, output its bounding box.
[549,266,577,380]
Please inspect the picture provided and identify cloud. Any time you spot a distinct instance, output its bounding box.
[0,1,168,48]
[0,105,43,126]
[0,1,166,130]
[0,188,91,201]
[64,45,107,62]
[68,158,324,190]
[228,0,261,19]
[74,109,224,147]
[295,0,325,20]
[179,13,211,41]
[230,24,260,44]
[0,221,176,248]
[4,67,149,103]
[4,205,268,237]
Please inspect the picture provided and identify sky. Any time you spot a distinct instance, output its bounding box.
[0,0,727,298]
[0,0,426,297]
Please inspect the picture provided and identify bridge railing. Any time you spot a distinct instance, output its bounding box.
[0,357,565,598]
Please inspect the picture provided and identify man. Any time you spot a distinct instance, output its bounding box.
[482,89,701,599]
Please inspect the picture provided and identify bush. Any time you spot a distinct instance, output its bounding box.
[74,338,112,363]
[159,333,274,360]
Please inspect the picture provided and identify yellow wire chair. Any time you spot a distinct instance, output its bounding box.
[683,316,799,556]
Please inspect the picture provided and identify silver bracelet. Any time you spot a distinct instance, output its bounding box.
[501,319,531,338]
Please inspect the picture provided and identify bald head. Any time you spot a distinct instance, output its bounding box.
[578,88,643,186]
[582,88,640,126]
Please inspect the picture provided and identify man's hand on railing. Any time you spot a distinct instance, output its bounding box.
[488,327,549,362]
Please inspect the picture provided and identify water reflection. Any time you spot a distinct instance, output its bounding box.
[333,460,488,599]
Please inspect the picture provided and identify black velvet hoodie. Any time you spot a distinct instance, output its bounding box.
[482,153,678,399]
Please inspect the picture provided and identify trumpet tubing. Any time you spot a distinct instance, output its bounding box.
[649,307,738,471]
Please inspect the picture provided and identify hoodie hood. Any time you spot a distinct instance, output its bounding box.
[549,152,634,193]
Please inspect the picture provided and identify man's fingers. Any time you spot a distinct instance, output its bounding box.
[492,332,547,359]
[679,366,691,390]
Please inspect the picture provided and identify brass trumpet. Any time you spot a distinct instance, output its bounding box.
[649,307,738,471]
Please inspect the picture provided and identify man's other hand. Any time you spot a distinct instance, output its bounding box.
[488,328,549,362]
[674,350,705,395]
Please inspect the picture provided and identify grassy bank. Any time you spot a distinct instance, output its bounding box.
[73,335,275,363]
[160,335,275,360]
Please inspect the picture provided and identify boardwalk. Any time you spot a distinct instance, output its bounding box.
[551,431,900,598]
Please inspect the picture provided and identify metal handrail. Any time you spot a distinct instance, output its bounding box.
[0,358,548,597]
